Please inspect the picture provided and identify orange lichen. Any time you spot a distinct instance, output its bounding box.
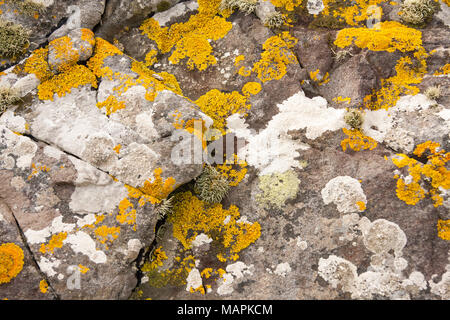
[113,144,122,154]
[94,225,121,247]
[252,32,298,83]
[169,191,261,262]
[356,201,366,211]
[87,37,123,78]
[96,95,126,116]
[142,247,168,272]
[333,96,352,104]
[23,47,52,82]
[140,0,232,71]
[433,64,450,76]
[37,65,98,101]
[39,232,67,254]
[27,163,51,180]
[77,265,89,274]
[135,168,177,205]
[437,219,450,241]
[334,21,423,53]
[215,154,248,187]
[392,141,449,207]
[341,128,378,152]
[49,36,79,72]
[0,243,24,284]
[39,279,48,293]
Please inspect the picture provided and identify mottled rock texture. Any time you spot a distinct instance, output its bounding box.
[0,0,449,300]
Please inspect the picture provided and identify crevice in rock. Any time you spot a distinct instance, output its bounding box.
[0,198,60,300]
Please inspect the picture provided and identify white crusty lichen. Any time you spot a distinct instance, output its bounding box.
[321,176,367,214]
[362,219,407,256]
[227,91,345,175]
[318,255,358,292]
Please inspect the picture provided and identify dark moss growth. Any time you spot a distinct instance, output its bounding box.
[156,1,172,12]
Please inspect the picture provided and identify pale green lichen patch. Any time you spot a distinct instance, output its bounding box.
[256,170,300,209]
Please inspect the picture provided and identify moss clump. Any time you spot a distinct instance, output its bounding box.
[400,0,436,26]
[0,19,30,58]
[256,170,300,209]
[220,0,258,15]
[344,109,364,130]
[194,165,230,204]
[0,86,21,114]
[156,1,171,12]
[424,85,441,101]
[264,11,285,29]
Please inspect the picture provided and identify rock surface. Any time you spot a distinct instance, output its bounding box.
[0,0,449,300]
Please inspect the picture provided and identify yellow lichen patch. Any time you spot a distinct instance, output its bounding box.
[0,243,24,284]
[96,95,126,116]
[318,0,390,26]
[27,163,51,180]
[341,128,378,152]
[80,28,95,47]
[437,219,450,241]
[49,36,79,72]
[334,21,423,53]
[333,96,351,104]
[78,264,89,274]
[117,197,137,227]
[23,47,52,82]
[141,247,168,272]
[113,144,121,154]
[270,0,304,11]
[136,168,176,205]
[37,65,98,101]
[252,32,298,83]
[94,225,121,247]
[140,0,232,71]
[364,53,427,110]
[433,63,450,76]
[39,279,48,293]
[356,200,366,211]
[144,49,158,67]
[392,141,449,207]
[242,82,262,96]
[87,37,123,78]
[195,89,251,133]
[215,155,248,187]
[169,191,261,262]
[39,232,67,254]
[142,254,196,288]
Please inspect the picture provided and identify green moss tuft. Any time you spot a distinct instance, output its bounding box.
[0,19,30,58]
[194,165,230,204]
[156,1,171,12]
[256,170,300,209]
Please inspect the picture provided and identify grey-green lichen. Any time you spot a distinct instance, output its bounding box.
[263,11,285,29]
[400,0,436,26]
[194,165,230,204]
[0,19,30,58]
[256,170,300,209]
[7,0,46,16]
[155,196,174,220]
[220,0,259,15]
[0,86,21,114]
[424,85,441,101]
[344,109,364,130]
